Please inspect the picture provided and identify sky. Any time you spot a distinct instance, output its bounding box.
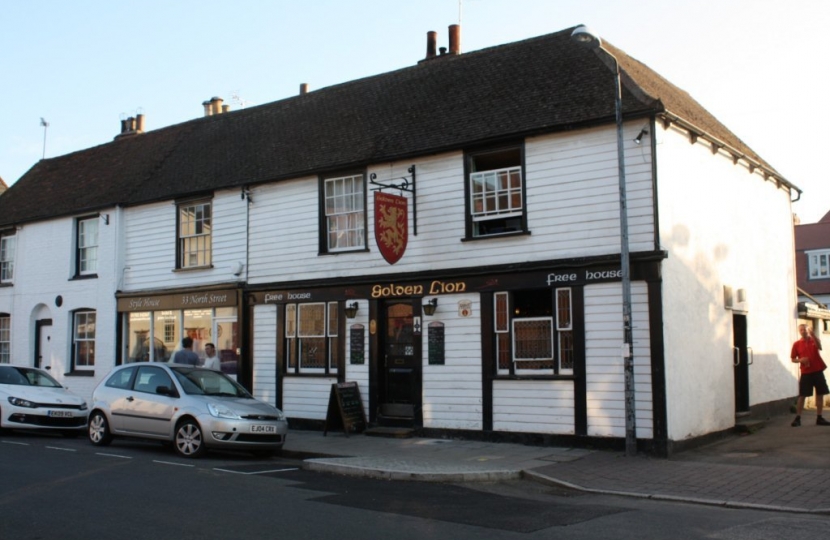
[1,0,828,223]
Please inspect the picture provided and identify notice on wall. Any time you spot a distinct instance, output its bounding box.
[323,381,367,437]
[349,325,365,364]
[428,321,445,365]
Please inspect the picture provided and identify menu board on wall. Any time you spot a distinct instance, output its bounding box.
[349,325,365,364]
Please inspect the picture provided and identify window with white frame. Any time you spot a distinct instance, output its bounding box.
[323,174,365,252]
[467,146,526,238]
[495,288,573,375]
[285,302,340,374]
[808,250,830,280]
[73,310,96,369]
[0,314,10,364]
[0,231,15,283]
[76,216,99,276]
[178,200,212,268]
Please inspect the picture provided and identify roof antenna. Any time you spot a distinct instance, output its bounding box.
[40,117,49,159]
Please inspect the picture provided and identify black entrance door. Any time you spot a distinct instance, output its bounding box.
[733,313,750,415]
[379,301,421,425]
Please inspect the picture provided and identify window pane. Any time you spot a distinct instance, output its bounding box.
[74,311,96,368]
[0,315,9,364]
[324,175,365,251]
[179,202,212,267]
[298,303,326,337]
[513,318,553,361]
[0,235,14,282]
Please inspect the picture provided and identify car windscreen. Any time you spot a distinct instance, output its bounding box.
[171,367,253,398]
[0,367,62,387]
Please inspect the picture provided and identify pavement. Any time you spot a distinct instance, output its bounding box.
[282,411,830,515]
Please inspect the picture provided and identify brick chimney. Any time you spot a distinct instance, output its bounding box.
[114,113,145,140]
[420,25,461,63]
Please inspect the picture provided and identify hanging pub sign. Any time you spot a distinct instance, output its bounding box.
[374,191,408,265]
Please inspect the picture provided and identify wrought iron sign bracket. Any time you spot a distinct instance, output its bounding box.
[370,165,417,235]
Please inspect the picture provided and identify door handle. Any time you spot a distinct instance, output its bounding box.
[732,347,740,367]
[747,347,754,365]
[126,396,135,402]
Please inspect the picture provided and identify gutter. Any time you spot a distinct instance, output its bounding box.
[659,110,802,202]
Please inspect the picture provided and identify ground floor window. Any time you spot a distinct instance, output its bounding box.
[495,288,573,376]
[124,307,238,374]
[0,314,9,364]
[285,301,339,374]
[73,310,96,370]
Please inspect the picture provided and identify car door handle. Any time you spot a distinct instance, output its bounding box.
[126,396,135,402]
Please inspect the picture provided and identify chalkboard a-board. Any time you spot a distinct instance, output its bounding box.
[323,381,367,436]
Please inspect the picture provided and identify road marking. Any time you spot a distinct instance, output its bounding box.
[153,460,195,468]
[1,441,30,446]
[46,446,77,452]
[96,453,133,459]
[213,467,299,475]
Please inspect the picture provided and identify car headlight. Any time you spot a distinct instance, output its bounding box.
[207,403,241,419]
[275,409,286,421]
[80,402,88,411]
[8,396,36,408]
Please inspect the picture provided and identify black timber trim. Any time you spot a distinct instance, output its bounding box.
[647,277,669,457]
[276,303,285,410]
[573,286,587,435]
[480,291,494,431]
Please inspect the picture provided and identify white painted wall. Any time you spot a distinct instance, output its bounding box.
[247,123,655,284]
[251,304,277,406]
[122,189,247,292]
[584,282,653,439]
[421,293,482,431]
[493,380,575,434]
[0,210,121,401]
[656,124,797,441]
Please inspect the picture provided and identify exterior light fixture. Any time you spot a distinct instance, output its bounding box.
[422,298,438,316]
[634,128,648,144]
[344,302,359,319]
[571,24,637,456]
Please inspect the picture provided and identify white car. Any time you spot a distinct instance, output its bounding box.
[88,362,288,458]
[0,365,89,436]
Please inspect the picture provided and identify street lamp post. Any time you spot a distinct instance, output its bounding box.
[571,25,637,456]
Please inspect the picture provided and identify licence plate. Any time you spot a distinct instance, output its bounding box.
[250,424,276,433]
[48,410,73,418]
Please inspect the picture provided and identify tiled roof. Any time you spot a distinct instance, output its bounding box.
[0,26,780,227]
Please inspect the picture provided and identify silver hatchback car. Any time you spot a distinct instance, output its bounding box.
[88,362,288,458]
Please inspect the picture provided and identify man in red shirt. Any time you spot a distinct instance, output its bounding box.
[791,323,829,427]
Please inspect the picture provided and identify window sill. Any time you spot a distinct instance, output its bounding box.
[65,370,95,377]
[319,247,370,256]
[283,372,339,378]
[461,230,531,242]
[173,265,214,273]
[0,282,12,287]
[70,274,98,281]
[493,373,575,381]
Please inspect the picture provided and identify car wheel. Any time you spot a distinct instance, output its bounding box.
[174,419,205,458]
[88,411,112,446]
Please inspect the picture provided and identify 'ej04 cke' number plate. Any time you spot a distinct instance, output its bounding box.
[48,410,73,417]
[250,424,276,433]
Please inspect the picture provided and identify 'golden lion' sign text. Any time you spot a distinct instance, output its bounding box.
[374,192,408,265]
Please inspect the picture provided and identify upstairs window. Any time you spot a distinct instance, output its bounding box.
[467,146,526,238]
[76,216,99,276]
[808,250,830,280]
[322,174,365,252]
[0,231,15,283]
[495,288,573,376]
[178,200,212,269]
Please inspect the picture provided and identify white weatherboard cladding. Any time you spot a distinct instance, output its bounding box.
[122,190,247,291]
[0,214,120,401]
[247,124,655,284]
[252,304,277,406]
[493,380,575,434]
[655,125,797,440]
[283,377,337,421]
[343,301,370,410]
[421,294,482,430]
[584,282,653,439]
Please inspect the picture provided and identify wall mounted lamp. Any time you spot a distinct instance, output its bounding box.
[422,298,438,316]
[634,128,648,144]
[344,302,359,319]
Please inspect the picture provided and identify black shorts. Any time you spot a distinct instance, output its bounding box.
[799,371,830,397]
